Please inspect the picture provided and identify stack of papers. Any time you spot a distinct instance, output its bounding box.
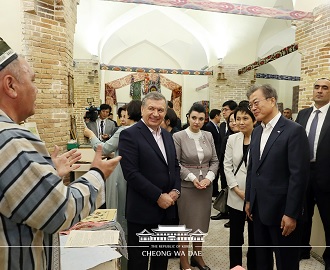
[81,209,117,222]
[60,235,121,270]
[65,230,119,247]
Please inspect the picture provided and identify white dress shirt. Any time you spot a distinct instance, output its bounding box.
[260,112,281,159]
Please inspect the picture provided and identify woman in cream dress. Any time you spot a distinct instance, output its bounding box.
[173,103,218,270]
[223,105,257,269]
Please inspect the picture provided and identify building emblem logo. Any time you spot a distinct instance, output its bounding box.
[136,225,207,243]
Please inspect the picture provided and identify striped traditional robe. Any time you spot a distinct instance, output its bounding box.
[0,111,105,269]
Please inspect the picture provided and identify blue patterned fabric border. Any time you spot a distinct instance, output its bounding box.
[100,64,213,76]
[256,73,300,81]
[238,43,298,75]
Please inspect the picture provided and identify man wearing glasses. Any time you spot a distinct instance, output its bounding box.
[245,84,310,270]
[296,78,330,270]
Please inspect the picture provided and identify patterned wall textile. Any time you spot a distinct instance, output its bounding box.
[171,86,182,118]
[130,81,142,100]
[256,73,301,81]
[143,73,150,94]
[196,83,209,91]
[194,100,210,122]
[105,84,117,106]
[104,0,314,21]
[100,64,213,76]
[105,73,182,116]
[238,43,299,75]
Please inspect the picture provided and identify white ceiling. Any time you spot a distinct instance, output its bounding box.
[73,0,320,70]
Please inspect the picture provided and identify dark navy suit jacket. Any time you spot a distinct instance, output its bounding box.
[246,115,310,225]
[119,120,181,224]
[296,106,330,191]
[204,121,221,158]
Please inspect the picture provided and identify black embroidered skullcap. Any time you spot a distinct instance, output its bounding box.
[0,37,18,71]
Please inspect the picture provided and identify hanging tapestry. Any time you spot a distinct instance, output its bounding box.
[148,77,161,92]
[238,43,298,75]
[105,84,117,106]
[129,75,135,97]
[130,81,142,100]
[171,86,182,119]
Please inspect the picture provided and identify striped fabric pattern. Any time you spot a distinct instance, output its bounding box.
[0,112,105,269]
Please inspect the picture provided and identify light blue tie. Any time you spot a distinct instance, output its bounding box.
[308,110,320,160]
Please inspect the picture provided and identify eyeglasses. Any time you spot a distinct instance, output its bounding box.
[248,98,269,110]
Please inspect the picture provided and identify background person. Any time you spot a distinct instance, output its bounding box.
[283,108,293,120]
[203,109,222,197]
[119,92,181,270]
[0,39,121,269]
[245,84,309,270]
[173,103,219,270]
[211,110,239,223]
[295,78,330,269]
[84,100,142,237]
[86,103,116,142]
[224,106,257,269]
[160,107,180,134]
[109,111,119,127]
[168,100,182,130]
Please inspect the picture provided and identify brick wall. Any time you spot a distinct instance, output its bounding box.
[296,4,330,110]
[208,64,255,121]
[21,0,77,152]
[73,59,100,144]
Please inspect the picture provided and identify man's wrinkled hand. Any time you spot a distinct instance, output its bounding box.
[91,145,121,180]
[51,145,81,177]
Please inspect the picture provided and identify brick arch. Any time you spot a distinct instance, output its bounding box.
[105,72,182,117]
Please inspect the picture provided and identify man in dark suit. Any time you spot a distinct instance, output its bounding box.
[219,100,238,141]
[211,100,238,221]
[296,78,330,269]
[86,103,116,142]
[203,109,221,197]
[119,92,181,270]
[245,84,310,270]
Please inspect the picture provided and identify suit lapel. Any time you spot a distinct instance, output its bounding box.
[162,131,172,165]
[300,107,313,128]
[252,126,262,163]
[318,108,330,146]
[258,116,286,168]
[138,121,168,165]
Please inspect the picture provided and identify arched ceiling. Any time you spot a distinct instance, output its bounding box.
[73,0,318,70]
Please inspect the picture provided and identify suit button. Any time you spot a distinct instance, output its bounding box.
[256,172,260,176]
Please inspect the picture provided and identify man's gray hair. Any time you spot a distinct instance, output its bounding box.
[142,91,167,108]
[247,84,278,101]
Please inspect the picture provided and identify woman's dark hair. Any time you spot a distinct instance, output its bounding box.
[226,110,237,134]
[234,105,256,122]
[117,105,127,118]
[127,100,142,121]
[164,108,178,128]
[188,103,206,116]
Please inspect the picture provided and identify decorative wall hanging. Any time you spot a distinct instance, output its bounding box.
[100,64,213,76]
[105,72,182,117]
[105,0,314,21]
[238,43,298,75]
[196,83,209,91]
[256,73,300,81]
[105,85,117,106]
[130,81,142,100]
